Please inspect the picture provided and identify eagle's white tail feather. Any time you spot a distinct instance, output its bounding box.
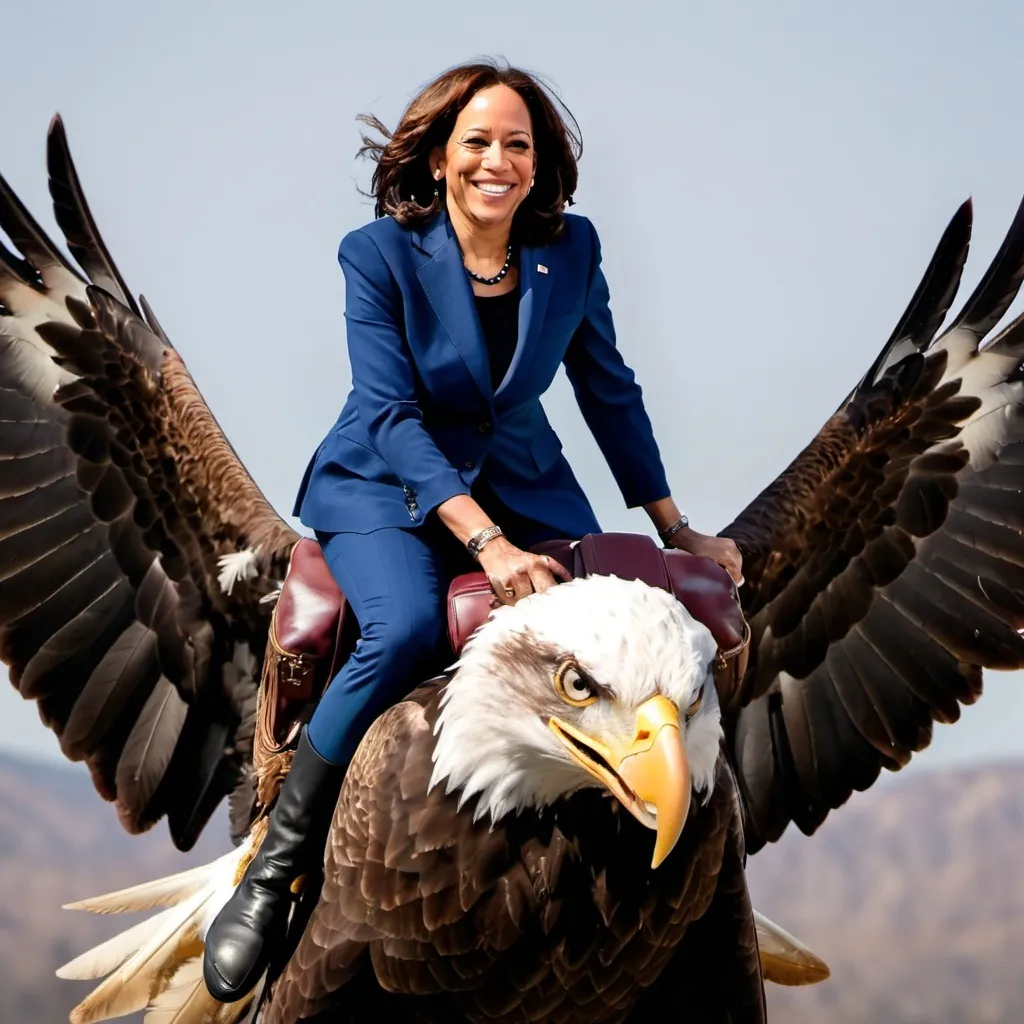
[63,849,242,915]
[58,837,256,1024]
[754,909,831,986]
[57,914,177,981]
[65,894,206,1024]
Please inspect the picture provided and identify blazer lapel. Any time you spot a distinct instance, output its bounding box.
[495,243,552,401]
[414,214,492,403]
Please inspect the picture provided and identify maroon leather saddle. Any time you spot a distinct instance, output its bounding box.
[257,533,750,758]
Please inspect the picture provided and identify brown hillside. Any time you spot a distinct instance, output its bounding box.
[2,752,1022,1023]
[748,762,1024,1024]
[0,752,226,1024]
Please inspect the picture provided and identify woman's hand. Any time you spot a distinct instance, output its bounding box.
[668,528,744,586]
[477,536,572,605]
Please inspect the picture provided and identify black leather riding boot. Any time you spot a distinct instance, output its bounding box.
[203,728,345,1003]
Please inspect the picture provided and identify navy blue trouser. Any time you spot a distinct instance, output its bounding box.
[305,482,569,766]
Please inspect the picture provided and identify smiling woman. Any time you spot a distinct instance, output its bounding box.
[355,62,580,247]
[203,57,743,1003]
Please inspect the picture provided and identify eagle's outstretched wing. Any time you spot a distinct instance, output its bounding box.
[0,116,299,850]
[722,196,1024,853]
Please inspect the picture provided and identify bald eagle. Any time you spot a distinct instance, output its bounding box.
[3,118,1024,1023]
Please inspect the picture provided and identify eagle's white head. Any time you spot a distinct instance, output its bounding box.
[429,574,723,867]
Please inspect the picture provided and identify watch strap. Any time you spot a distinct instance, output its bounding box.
[466,525,504,561]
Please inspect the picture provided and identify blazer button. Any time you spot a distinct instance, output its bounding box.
[464,460,475,470]
[477,421,493,435]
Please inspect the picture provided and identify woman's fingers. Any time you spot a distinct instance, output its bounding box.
[720,540,744,585]
[667,530,745,586]
[525,553,574,595]
[541,554,573,583]
[510,563,533,599]
[487,574,517,605]
[528,564,556,594]
[482,549,572,605]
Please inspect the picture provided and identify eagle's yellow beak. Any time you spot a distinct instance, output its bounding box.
[548,695,689,868]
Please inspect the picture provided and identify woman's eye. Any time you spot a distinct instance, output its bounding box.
[461,137,530,152]
[554,659,597,706]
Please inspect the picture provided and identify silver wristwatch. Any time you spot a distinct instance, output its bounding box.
[466,525,504,561]
[658,515,690,544]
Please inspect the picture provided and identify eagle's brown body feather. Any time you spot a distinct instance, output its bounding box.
[265,687,763,1024]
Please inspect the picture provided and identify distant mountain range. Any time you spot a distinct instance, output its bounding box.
[0,752,225,1024]
[2,751,1022,1024]
[748,762,1024,1023]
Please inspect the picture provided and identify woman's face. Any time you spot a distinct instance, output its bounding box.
[431,84,536,235]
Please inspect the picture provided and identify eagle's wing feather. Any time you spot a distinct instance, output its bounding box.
[0,116,298,849]
[45,118,140,317]
[722,195,1024,853]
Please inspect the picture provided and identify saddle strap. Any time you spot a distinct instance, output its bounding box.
[573,533,671,592]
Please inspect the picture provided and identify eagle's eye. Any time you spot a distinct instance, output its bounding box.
[554,657,598,707]
[685,692,703,720]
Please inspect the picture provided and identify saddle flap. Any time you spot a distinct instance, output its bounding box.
[447,572,497,656]
[662,549,746,652]
[274,538,346,658]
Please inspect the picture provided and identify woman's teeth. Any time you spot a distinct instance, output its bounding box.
[474,183,513,195]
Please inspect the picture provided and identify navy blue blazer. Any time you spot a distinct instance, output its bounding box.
[293,209,669,536]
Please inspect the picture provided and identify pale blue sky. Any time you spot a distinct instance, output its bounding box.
[2,0,1023,777]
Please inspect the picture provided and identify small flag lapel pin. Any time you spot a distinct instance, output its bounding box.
[537,263,548,274]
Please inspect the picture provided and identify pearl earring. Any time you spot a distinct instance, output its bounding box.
[434,169,442,180]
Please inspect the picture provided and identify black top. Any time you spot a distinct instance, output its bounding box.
[474,285,520,391]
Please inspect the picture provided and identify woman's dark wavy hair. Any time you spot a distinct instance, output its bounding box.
[357,59,582,246]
